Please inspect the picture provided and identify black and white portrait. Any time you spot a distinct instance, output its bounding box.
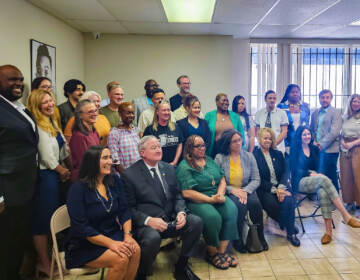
[31,39,56,93]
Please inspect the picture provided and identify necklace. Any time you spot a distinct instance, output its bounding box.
[95,185,113,213]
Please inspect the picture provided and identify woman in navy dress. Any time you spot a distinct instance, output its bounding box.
[65,146,140,280]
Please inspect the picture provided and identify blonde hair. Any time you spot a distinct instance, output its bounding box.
[344,94,360,120]
[152,100,175,131]
[27,89,61,136]
[257,127,277,150]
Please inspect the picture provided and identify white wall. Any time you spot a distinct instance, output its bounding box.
[0,0,84,104]
[84,33,242,112]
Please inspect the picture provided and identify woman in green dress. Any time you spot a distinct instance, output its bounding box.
[176,135,239,270]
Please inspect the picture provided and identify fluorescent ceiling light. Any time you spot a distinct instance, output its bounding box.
[350,19,360,26]
[161,0,216,23]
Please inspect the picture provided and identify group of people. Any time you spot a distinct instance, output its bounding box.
[1,64,360,280]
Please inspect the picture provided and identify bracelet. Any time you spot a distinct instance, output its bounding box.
[124,231,133,235]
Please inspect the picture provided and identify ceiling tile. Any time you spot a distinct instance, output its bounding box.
[28,0,115,20]
[309,0,360,25]
[251,25,296,38]
[291,24,346,38]
[121,21,170,34]
[324,26,360,38]
[213,0,278,24]
[68,20,128,33]
[262,0,337,25]
[99,0,166,22]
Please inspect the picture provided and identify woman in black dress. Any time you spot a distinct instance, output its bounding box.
[65,146,140,280]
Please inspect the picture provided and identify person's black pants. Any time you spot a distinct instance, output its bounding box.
[258,191,296,235]
[229,192,264,242]
[134,214,203,276]
[319,151,339,192]
[0,205,30,280]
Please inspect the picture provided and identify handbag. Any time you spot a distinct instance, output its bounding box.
[244,212,263,253]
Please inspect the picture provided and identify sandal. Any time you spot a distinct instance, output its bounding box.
[222,253,238,267]
[206,252,229,270]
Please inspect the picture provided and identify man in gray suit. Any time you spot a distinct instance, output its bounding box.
[121,136,202,280]
[310,89,342,192]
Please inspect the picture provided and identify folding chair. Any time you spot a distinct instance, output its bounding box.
[295,192,335,233]
[49,204,105,280]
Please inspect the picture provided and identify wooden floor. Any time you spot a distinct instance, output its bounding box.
[48,199,360,280]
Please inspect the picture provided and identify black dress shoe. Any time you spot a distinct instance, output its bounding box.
[174,264,200,280]
[287,234,300,247]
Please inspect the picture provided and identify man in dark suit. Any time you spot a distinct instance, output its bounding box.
[0,65,39,280]
[121,135,202,280]
[310,89,342,192]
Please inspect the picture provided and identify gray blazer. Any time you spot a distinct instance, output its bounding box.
[132,95,152,125]
[214,150,260,194]
[310,106,342,153]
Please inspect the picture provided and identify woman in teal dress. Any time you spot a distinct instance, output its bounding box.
[176,135,239,270]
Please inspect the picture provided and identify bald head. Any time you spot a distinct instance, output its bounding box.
[0,65,24,101]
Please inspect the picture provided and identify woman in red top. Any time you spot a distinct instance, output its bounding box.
[70,99,100,181]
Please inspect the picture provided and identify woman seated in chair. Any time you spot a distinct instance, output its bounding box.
[253,128,300,247]
[290,126,360,244]
[65,146,140,280]
[176,135,239,270]
[215,129,267,252]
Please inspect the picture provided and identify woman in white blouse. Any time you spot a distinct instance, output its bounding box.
[27,89,71,277]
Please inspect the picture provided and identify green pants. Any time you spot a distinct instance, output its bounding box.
[187,196,239,247]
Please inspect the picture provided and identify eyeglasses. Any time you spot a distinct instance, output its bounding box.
[150,84,159,88]
[193,144,206,149]
[39,85,52,90]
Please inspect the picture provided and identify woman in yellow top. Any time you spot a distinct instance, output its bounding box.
[215,129,266,252]
[64,91,110,145]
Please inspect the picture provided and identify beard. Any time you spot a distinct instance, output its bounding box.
[0,85,24,101]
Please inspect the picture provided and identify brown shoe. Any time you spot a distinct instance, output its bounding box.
[321,233,332,244]
[347,217,360,228]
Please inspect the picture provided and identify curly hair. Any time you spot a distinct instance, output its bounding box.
[183,135,205,170]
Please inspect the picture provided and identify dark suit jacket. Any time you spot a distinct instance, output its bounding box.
[176,116,211,150]
[121,159,187,228]
[0,97,38,206]
[253,147,288,194]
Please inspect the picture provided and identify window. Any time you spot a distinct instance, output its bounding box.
[250,44,277,115]
[291,45,360,110]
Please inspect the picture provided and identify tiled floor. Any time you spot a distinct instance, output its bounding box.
[48,200,360,280]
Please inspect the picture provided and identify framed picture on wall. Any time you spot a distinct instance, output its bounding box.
[30,39,56,98]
